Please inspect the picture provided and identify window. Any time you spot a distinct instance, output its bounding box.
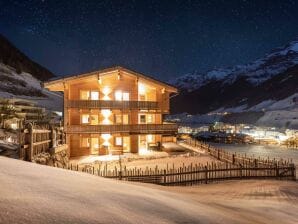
[123,114,129,124]
[90,91,99,100]
[115,114,122,124]
[115,91,122,101]
[81,138,89,147]
[81,114,89,124]
[80,90,90,100]
[123,92,130,101]
[90,114,98,125]
[115,91,130,101]
[147,114,153,123]
[140,115,146,124]
[115,137,122,146]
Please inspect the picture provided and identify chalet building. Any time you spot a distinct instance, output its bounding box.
[44,67,178,157]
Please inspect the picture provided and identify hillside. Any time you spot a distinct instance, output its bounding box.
[0,157,297,224]
[0,35,62,111]
[169,39,298,128]
[0,34,54,81]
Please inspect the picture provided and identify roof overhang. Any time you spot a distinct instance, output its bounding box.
[43,66,178,93]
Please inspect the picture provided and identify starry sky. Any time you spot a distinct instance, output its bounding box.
[1,0,298,81]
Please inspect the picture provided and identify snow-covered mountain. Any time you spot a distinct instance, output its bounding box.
[170,39,298,90]
[169,39,298,128]
[0,34,62,111]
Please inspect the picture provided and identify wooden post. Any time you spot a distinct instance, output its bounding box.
[28,123,34,161]
[204,166,208,184]
[163,169,166,185]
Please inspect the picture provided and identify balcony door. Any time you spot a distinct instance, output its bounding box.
[90,137,99,155]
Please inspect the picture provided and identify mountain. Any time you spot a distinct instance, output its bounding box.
[169,39,298,128]
[0,34,62,111]
[0,34,54,81]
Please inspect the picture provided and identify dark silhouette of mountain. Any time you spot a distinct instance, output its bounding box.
[0,34,55,81]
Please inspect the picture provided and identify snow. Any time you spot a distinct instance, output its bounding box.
[0,63,63,111]
[1,157,298,224]
[169,39,298,90]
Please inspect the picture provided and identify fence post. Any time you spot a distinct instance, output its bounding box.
[118,171,122,180]
[28,123,34,161]
[275,164,279,179]
[163,169,166,185]
[204,166,208,184]
[232,154,235,164]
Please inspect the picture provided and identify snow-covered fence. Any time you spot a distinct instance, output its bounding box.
[19,124,65,161]
[185,138,292,167]
[67,161,296,186]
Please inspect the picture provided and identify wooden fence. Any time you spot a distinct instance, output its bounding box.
[19,123,65,161]
[185,138,292,167]
[67,162,296,186]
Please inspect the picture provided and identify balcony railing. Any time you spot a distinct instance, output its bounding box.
[66,123,178,134]
[66,100,159,110]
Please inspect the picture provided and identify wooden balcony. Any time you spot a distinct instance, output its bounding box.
[66,123,178,134]
[66,100,159,110]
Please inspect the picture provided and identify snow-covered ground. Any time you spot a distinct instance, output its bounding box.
[0,63,62,111]
[0,157,297,224]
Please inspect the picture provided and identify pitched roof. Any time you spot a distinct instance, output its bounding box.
[44,66,178,92]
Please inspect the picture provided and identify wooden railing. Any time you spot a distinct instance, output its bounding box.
[66,123,178,134]
[68,162,296,186]
[66,100,159,110]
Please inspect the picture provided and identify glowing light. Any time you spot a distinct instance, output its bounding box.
[101,134,111,146]
[138,83,146,95]
[147,134,153,143]
[90,91,99,100]
[101,109,111,124]
[102,86,111,100]
[139,147,150,155]
[98,76,102,84]
[115,91,122,101]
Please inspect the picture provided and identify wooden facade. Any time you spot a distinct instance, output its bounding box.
[44,66,178,157]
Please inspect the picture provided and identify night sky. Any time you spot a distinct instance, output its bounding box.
[1,0,298,81]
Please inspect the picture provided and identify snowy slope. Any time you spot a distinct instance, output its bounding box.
[1,157,298,224]
[170,39,298,90]
[0,63,62,111]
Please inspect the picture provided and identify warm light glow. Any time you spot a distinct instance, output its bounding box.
[81,114,89,124]
[139,147,150,155]
[98,76,102,84]
[123,92,129,101]
[115,91,122,101]
[101,109,111,124]
[138,83,146,95]
[101,134,111,146]
[147,134,153,143]
[102,86,111,100]
[161,88,165,94]
[115,136,122,146]
[91,91,99,100]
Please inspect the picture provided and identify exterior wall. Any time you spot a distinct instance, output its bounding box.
[59,70,176,157]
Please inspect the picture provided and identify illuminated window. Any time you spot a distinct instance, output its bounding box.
[90,91,99,100]
[147,114,153,123]
[147,134,153,143]
[115,114,122,124]
[123,114,129,124]
[101,109,111,124]
[123,92,130,101]
[90,114,98,125]
[81,114,89,124]
[115,91,122,101]
[101,134,111,146]
[115,137,122,146]
[81,137,89,147]
[80,90,90,100]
